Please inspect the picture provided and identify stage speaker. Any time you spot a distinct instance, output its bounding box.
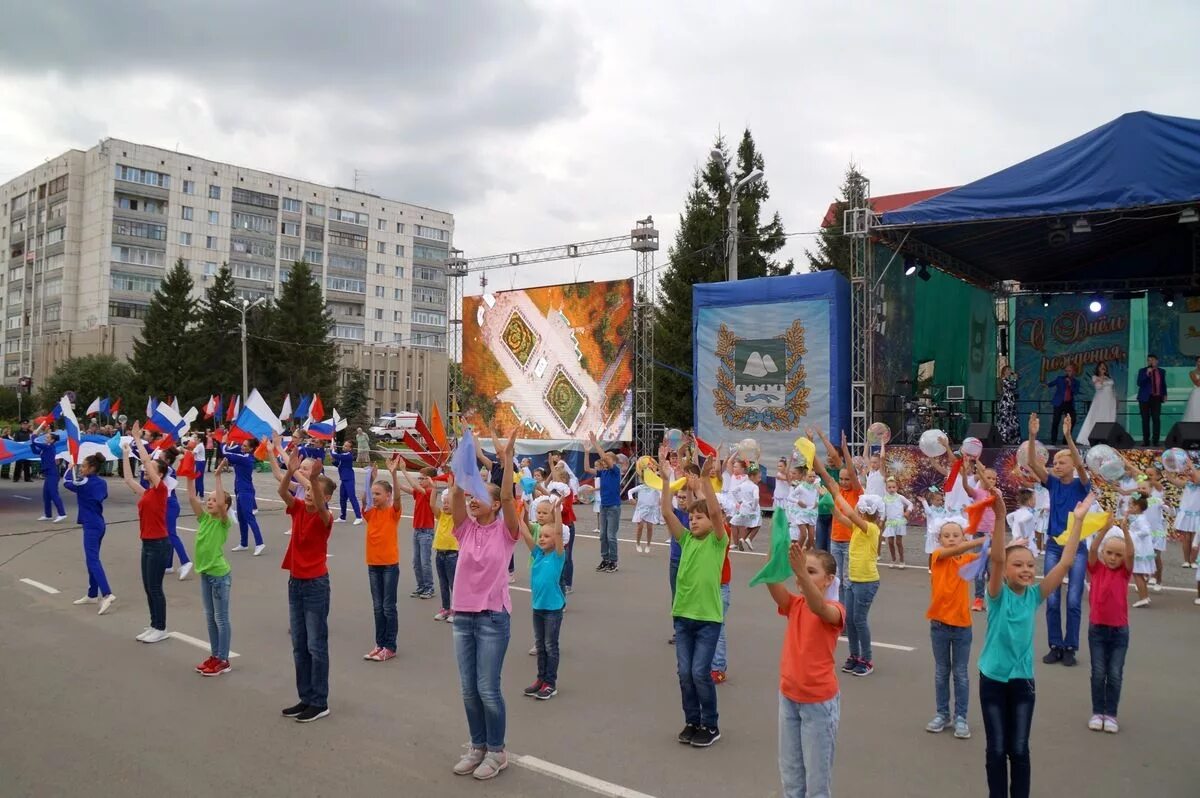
[964,422,1002,447]
[1089,422,1135,449]
[1165,422,1200,449]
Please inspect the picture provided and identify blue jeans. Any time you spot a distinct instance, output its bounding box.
[931,620,973,719]
[979,673,1035,798]
[1043,540,1088,650]
[669,558,680,599]
[412,529,433,593]
[815,514,832,553]
[200,572,232,660]
[140,538,172,630]
[830,541,850,604]
[435,550,458,611]
[1088,624,1129,716]
[532,608,563,686]
[368,564,399,651]
[778,692,839,798]
[453,609,511,751]
[43,477,65,518]
[195,470,205,497]
[288,575,331,708]
[83,524,111,598]
[599,505,621,562]
[712,582,732,672]
[844,580,879,662]
[166,498,190,568]
[560,524,574,588]
[339,478,362,520]
[673,616,721,727]
[236,492,263,547]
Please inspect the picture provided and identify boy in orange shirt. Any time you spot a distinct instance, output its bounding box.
[925,517,986,739]
[765,541,845,798]
[362,454,403,662]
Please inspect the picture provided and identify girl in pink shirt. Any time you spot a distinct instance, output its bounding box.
[1086,523,1134,734]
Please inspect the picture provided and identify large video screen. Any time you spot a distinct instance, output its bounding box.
[461,278,634,441]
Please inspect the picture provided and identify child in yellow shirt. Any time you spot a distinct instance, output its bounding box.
[432,488,458,623]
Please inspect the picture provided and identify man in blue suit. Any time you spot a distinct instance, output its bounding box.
[1045,365,1080,445]
[1136,354,1168,446]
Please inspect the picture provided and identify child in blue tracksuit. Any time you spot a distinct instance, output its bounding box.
[223,441,265,554]
[330,441,363,524]
[30,430,66,521]
[64,452,116,614]
[193,438,207,497]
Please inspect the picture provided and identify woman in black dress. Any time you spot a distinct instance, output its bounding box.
[996,365,1020,444]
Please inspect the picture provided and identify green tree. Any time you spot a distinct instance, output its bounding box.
[36,355,141,419]
[191,264,242,404]
[264,260,337,399]
[450,361,494,426]
[805,161,869,280]
[652,129,793,427]
[339,368,371,431]
[129,258,197,398]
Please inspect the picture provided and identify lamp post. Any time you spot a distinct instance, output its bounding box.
[219,297,267,400]
[710,149,763,282]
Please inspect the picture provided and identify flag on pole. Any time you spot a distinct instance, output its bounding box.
[146,397,158,419]
[213,395,224,424]
[203,395,217,419]
[451,428,492,503]
[332,409,347,432]
[109,397,122,416]
[231,389,284,442]
[169,396,181,415]
[86,397,102,416]
[430,403,449,464]
[279,394,292,421]
[145,400,190,442]
[59,396,81,466]
[99,397,111,416]
[309,394,325,423]
[295,394,311,420]
[226,395,240,423]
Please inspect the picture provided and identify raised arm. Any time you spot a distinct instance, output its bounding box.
[517,514,536,551]
[186,470,204,517]
[811,427,843,470]
[495,426,520,539]
[839,433,861,492]
[1042,494,1097,599]
[131,425,161,487]
[1027,414,1048,483]
[386,454,401,499]
[1119,518,1134,571]
[582,432,599,475]
[659,442,687,542]
[277,450,300,505]
[1062,417,1088,485]
[211,459,227,509]
[119,444,146,496]
[549,498,564,555]
[790,541,842,624]
[987,489,1008,598]
[699,456,726,540]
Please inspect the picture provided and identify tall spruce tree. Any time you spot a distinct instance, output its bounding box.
[129,258,197,398]
[805,162,869,280]
[266,260,338,400]
[338,368,371,431]
[652,129,792,427]
[191,264,242,404]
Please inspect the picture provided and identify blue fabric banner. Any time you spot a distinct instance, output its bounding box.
[1013,295,1131,402]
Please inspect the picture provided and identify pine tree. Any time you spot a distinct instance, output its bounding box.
[805,162,869,280]
[338,368,371,431]
[266,260,338,400]
[190,264,242,405]
[652,129,792,428]
[129,258,197,398]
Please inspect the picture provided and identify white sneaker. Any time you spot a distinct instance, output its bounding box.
[334,518,346,524]
[1150,584,1162,594]
[231,545,248,552]
[135,627,153,641]
[36,516,51,521]
[898,563,907,570]
[1148,576,1158,585]
[73,596,98,605]
[254,544,266,556]
[53,515,67,523]
[1182,562,1192,569]
[1103,716,1120,734]
[141,628,170,644]
[1194,597,1200,605]
[98,595,116,615]
[744,539,754,551]
[887,562,895,569]
[164,566,175,574]
[353,518,363,526]
[1132,598,1151,608]
[284,530,291,535]
[1088,714,1104,731]
[178,562,193,580]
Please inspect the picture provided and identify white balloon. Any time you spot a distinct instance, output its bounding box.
[919,429,947,458]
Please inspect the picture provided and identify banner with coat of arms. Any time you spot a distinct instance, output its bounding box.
[693,272,851,461]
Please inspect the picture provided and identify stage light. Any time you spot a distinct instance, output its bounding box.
[1180,208,1199,224]
[1072,218,1092,234]
[1041,294,1051,307]
[1164,292,1175,308]
[1088,295,1103,313]
[917,264,931,281]
[903,256,917,277]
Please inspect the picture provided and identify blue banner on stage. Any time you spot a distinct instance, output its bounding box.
[1013,295,1130,400]
[693,272,850,460]
[1148,300,1200,367]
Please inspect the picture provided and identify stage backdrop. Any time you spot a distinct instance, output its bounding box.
[693,271,850,461]
[460,278,634,441]
[1013,294,1131,409]
[1148,296,1200,367]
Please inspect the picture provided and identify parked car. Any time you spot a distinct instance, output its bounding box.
[369,413,419,442]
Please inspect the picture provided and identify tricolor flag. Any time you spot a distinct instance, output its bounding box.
[213,395,224,424]
[294,394,311,420]
[99,397,111,416]
[146,397,158,419]
[204,395,218,419]
[86,397,102,416]
[109,397,122,416]
[59,396,81,466]
[232,389,284,442]
[279,394,292,422]
[225,395,240,423]
[308,394,325,424]
[145,400,191,442]
[695,437,718,459]
[333,409,347,432]
[305,417,336,441]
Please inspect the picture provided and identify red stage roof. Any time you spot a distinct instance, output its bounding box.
[821,187,956,228]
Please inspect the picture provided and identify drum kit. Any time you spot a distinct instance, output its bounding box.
[895,379,968,444]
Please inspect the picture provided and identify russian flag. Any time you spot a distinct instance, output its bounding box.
[308,394,325,423]
[232,389,283,442]
[305,418,335,441]
[99,397,111,416]
[145,400,190,442]
[213,395,223,425]
[203,395,217,419]
[109,397,122,416]
[146,396,158,418]
[226,395,240,423]
[86,397,102,416]
[60,396,81,466]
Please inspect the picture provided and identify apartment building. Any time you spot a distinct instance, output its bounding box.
[1,139,451,415]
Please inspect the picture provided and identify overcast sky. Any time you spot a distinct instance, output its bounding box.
[1,1,1197,295]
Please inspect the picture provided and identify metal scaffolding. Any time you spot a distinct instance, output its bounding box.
[845,178,874,446]
[631,217,660,458]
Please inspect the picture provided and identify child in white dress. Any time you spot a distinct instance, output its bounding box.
[921,487,949,571]
[1165,461,1200,569]
[786,464,818,548]
[882,476,912,568]
[1006,488,1040,558]
[1141,470,1168,591]
[1127,495,1155,607]
[627,462,664,554]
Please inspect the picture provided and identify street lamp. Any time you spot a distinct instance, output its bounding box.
[219,296,267,400]
[710,151,764,281]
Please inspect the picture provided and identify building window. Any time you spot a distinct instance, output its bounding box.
[328,254,366,273]
[306,226,325,243]
[414,224,449,242]
[328,302,364,318]
[394,288,403,301]
[47,175,68,195]
[328,207,368,226]
[235,287,271,302]
[328,230,367,250]
[111,245,166,267]
[326,276,366,294]
[231,187,278,209]
[375,286,385,298]
[374,308,383,320]
[376,371,386,389]
[304,248,323,265]
[394,244,404,257]
[334,324,366,342]
[117,196,165,214]
[208,184,221,200]
[413,286,445,305]
[410,332,445,349]
[412,310,446,326]
[183,180,195,195]
[394,266,405,278]
[232,211,274,233]
[115,164,170,188]
[376,241,386,253]
[208,210,220,225]
[415,265,445,283]
[111,271,163,293]
[206,236,218,249]
[44,277,63,297]
[413,244,448,262]
[110,300,151,320]
[375,262,385,275]
[231,261,275,282]
[393,332,403,343]
[280,244,300,262]
[281,197,302,213]
[377,218,386,231]
[307,203,325,218]
[43,304,61,323]
[181,206,194,221]
[203,261,218,275]
[374,331,384,343]
[396,222,405,234]
[179,232,192,246]
[393,310,403,322]
[45,227,65,245]
[281,221,300,237]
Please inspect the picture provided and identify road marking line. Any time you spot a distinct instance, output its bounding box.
[511,753,656,798]
[510,585,531,593]
[838,636,915,652]
[20,578,60,594]
[168,631,241,658]
[13,495,32,501]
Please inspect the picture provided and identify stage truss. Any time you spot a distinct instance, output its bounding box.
[845,178,874,446]
[448,217,659,456]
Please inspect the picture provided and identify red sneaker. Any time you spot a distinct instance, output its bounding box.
[202,659,231,677]
[972,598,985,612]
[711,670,727,684]
[195,656,217,674]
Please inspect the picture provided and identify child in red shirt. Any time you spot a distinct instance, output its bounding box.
[1086,522,1134,734]
[765,542,845,798]
[399,466,437,599]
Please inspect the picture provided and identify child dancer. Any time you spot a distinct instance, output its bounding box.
[1165,460,1200,568]
[724,457,752,551]
[1086,522,1133,733]
[787,463,818,550]
[398,467,437,599]
[362,456,402,661]
[360,458,379,511]
[223,440,265,555]
[158,448,193,580]
[64,453,115,615]
[1006,489,1039,558]
[1141,470,1167,591]
[926,515,986,739]
[815,456,882,676]
[119,428,172,644]
[921,487,949,571]
[521,497,565,699]
[30,427,67,522]
[765,543,844,798]
[433,488,457,622]
[882,476,912,568]
[628,461,664,554]
[1126,495,1154,608]
[185,459,233,675]
[744,465,766,549]
[865,443,887,498]
[330,440,364,525]
[978,489,1091,798]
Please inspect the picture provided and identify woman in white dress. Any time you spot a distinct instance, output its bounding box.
[1182,356,1200,422]
[1077,361,1117,445]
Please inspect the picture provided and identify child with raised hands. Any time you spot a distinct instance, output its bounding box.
[185,459,233,676]
[921,486,949,572]
[786,461,818,550]
[520,496,565,700]
[628,461,664,554]
[361,455,402,662]
[978,489,1094,798]
[1086,519,1133,733]
[882,476,912,568]
[660,442,727,748]
[765,541,845,798]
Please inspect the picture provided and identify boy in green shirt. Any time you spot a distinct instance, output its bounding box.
[186,459,234,676]
[659,443,727,749]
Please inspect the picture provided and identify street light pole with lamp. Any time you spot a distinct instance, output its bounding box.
[710,148,763,282]
[219,297,267,401]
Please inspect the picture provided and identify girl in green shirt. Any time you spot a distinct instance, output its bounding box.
[186,460,233,676]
